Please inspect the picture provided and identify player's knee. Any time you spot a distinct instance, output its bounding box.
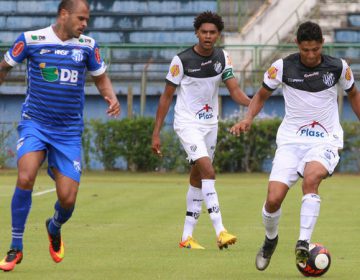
[302,173,325,192]
[58,192,77,208]
[59,197,76,209]
[17,172,36,189]
[265,197,282,212]
[201,168,215,179]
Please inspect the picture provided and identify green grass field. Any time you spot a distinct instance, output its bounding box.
[0,170,359,279]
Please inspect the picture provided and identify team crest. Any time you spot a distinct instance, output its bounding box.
[170,64,180,77]
[71,49,84,63]
[73,160,82,173]
[267,66,278,79]
[214,61,222,73]
[190,145,197,152]
[345,67,352,81]
[322,72,335,87]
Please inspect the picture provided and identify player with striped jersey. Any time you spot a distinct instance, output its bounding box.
[0,0,120,271]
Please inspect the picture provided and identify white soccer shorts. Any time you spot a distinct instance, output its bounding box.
[174,123,217,163]
[269,144,340,187]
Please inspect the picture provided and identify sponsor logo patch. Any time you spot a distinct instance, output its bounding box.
[201,60,212,66]
[55,49,69,55]
[31,35,46,41]
[12,41,24,57]
[195,104,214,120]
[40,49,51,55]
[39,63,79,85]
[296,121,329,138]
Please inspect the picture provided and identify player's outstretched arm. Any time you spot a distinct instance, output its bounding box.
[230,86,272,136]
[347,85,360,120]
[0,60,13,85]
[151,83,176,156]
[92,73,120,118]
[225,77,251,106]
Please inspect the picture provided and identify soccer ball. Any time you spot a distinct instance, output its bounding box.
[296,243,331,277]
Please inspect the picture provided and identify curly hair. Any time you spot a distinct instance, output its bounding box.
[193,11,224,32]
[296,21,323,43]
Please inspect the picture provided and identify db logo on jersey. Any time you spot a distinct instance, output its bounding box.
[195,104,214,120]
[39,63,79,84]
[12,41,25,57]
[296,121,328,138]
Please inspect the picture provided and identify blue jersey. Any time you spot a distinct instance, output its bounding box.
[4,26,106,135]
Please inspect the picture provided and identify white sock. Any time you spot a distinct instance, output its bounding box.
[181,185,203,242]
[262,205,281,240]
[201,179,225,236]
[299,193,321,242]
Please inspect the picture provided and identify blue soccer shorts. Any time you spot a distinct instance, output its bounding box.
[17,121,82,183]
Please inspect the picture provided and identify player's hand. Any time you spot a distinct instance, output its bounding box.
[104,96,120,117]
[229,119,252,136]
[151,134,163,157]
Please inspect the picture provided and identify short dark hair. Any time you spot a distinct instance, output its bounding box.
[193,11,224,32]
[296,21,323,43]
[57,0,89,15]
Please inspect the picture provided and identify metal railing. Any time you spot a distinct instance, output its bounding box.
[1,42,359,92]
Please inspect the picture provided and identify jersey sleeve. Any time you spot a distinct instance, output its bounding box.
[87,41,107,76]
[263,59,283,91]
[338,59,355,92]
[4,33,28,66]
[221,50,235,82]
[165,55,183,86]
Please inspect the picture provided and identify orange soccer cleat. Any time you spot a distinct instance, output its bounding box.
[46,218,65,263]
[0,249,23,272]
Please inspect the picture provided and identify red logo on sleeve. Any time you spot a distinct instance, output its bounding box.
[95,48,101,64]
[12,41,25,57]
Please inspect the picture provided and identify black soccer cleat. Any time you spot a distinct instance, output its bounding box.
[295,240,310,265]
[255,235,278,271]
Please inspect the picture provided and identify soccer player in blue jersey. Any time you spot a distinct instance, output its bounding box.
[0,0,120,271]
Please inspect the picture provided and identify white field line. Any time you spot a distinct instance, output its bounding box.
[33,188,56,197]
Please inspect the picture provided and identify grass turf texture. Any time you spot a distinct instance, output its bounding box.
[0,170,359,279]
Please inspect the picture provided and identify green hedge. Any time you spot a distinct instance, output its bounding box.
[83,117,360,173]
